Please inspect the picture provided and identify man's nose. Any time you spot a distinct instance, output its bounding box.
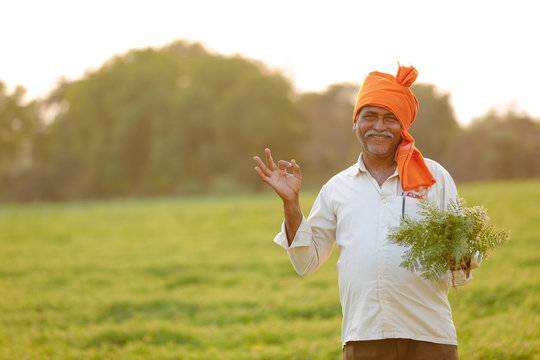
[373,117,386,131]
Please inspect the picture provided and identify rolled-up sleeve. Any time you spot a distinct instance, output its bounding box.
[272,184,337,277]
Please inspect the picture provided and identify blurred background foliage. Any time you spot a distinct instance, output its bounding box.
[1,40,539,202]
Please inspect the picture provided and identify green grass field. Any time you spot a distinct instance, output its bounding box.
[1,179,539,359]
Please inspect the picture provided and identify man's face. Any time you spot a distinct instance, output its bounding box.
[354,106,402,157]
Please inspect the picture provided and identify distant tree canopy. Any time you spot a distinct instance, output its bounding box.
[0,83,37,183]
[0,40,539,202]
[409,83,461,163]
[297,83,359,188]
[21,41,305,200]
[446,110,540,181]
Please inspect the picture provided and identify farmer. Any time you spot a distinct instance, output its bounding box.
[252,64,480,360]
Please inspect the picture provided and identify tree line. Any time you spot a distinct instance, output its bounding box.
[1,40,539,202]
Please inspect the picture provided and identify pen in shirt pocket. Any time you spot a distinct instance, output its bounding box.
[401,191,405,220]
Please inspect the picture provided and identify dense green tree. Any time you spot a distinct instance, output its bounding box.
[1,41,539,202]
[28,41,305,200]
[296,83,359,188]
[445,110,540,181]
[409,84,461,163]
[0,83,37,197]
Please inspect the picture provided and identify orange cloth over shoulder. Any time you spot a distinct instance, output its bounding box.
[352,64,436,192]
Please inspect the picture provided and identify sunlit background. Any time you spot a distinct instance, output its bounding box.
[2,0,540,202]
[3,0,540,124]
[1,2,539,359]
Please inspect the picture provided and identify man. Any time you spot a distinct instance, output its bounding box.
[252,65,480,360]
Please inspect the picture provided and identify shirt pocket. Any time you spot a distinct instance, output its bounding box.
[391,194,424,224]
[385,196,424,280]
[402,195,424,221]
[389,196,449,284]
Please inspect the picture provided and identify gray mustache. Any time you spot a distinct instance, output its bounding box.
[364,129,394,139]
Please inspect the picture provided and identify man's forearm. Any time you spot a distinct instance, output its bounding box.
[283,199,303,246]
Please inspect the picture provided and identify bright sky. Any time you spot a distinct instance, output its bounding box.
[2,0,539,125]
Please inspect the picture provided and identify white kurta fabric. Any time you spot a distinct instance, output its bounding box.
[273,153,481,348]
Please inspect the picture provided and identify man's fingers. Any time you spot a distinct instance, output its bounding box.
[253,166,270,183]
[265,148,277,171]
[277,160,291,171]
[291,159,302,177]
[252,156,272,176]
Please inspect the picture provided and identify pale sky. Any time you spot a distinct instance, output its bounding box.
[2,0,539,125]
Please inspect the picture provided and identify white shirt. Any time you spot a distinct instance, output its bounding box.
[273,153,481,348]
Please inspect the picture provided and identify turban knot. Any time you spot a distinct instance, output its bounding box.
[352,64,436,192]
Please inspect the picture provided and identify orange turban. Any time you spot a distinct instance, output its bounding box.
[352,64,436,192]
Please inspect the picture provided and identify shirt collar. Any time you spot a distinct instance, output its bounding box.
[349,152,399,178]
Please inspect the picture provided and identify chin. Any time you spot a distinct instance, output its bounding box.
[366,145,392,156]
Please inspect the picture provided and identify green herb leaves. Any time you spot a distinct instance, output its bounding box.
[388,197,509,284]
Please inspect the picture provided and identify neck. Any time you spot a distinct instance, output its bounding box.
[361,151,396,173]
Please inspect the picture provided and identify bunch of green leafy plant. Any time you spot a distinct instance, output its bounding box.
[388,197,509,284]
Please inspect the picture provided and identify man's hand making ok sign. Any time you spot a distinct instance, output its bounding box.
[252,148,302,204]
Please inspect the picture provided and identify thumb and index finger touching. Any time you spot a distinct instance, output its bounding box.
[264,147,301,176]
[279,159,301,177]
[252,148,301,180]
